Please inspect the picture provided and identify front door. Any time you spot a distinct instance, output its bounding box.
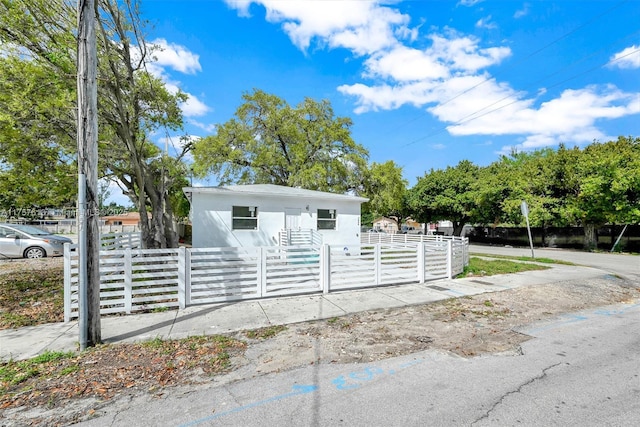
[284,208,301,229]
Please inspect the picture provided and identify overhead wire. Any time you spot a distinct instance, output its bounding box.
[401,32,640,147]
[384,0,633,140]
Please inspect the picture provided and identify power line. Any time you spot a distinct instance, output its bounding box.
[402,45,640,148]
[384,0,631,137]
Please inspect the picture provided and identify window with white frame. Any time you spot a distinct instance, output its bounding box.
[317,209,336,230]
[232,206,258,230]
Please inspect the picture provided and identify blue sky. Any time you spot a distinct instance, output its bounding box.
[110,0,640,204]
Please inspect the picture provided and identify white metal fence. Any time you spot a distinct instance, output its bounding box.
[64,237,468,321]
[100,231,141,250]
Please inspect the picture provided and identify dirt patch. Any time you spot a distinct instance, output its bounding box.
[231,276,639,373]
[1,268,639,426]
[0,258,65,328]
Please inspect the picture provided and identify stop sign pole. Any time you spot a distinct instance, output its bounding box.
[520,201,535,259]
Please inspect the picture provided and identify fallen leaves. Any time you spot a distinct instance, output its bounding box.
[0,335,247,413]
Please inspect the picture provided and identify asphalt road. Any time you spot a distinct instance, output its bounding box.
[78,296,640,427]
[76,249,640,427]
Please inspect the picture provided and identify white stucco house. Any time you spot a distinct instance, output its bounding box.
[183,184,368,248]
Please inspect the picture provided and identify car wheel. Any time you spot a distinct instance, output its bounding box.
[24,247,46,259]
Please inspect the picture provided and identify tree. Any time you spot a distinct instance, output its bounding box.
[408,160,480,236]
[0,55,77,213]
[192,89,369,194]
[362,161,408,229]
[474,138,639,249]
[0,0,189,248]
[474,147,579,228]
[562,136,640,249]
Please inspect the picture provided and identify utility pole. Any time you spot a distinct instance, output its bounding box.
[77,0,101,349]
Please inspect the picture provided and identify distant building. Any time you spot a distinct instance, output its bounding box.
[372,217,399,233]
[101,212,145,227]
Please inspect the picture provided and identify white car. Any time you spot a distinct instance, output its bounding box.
[0,223,73,258]
[401,225,423,235]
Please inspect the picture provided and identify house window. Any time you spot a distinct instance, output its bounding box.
[232,206,258,230]
[317,209,336,230]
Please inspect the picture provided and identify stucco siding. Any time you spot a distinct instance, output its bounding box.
[191,191,363,248]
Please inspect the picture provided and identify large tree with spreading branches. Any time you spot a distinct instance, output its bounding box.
[0,0,190,248]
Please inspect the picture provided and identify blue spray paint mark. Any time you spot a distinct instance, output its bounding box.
[331,360,424,390]
[177,384,318,427]
[593,309,623,317]
[179,357,428,425]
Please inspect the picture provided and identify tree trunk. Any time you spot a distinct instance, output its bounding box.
[583,223,598,250]
[135,172,179,249]
[453,220,465,237]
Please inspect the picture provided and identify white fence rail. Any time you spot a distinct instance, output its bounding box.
[64,238,468,321]
[100,231,141,250]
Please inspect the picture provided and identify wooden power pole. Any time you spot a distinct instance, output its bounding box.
[77,0,101,348]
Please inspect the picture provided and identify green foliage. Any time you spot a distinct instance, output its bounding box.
[409,160,480,235]
[244,325,287,340]
[473,146,582,228]
[0,56,77,212]
[562,137,640,226]
[462,137,639,249]
[193,89,369,194]
[0,351,75,388]
[469,253,576,265]
[0,0,189,248]
[363,161,408,225]
[459,257,550,277]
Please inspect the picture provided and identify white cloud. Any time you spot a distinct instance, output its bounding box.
[189,120,217,133]
[228,0,640,156]
[226,0,413,55]
[458,0,483,6]
[428,32,511,72]
[180,94,210,117]
[363,45,450,82]
[476,85,637,153]
[149,38,202,74]
[475,16,497,30]
[514,4,530,19]
[609,45,640,69]
[142,45,211,118]
[449,85,634,138]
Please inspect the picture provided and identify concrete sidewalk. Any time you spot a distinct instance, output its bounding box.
[0,263,606,361]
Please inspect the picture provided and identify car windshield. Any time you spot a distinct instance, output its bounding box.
[5,224,52,236]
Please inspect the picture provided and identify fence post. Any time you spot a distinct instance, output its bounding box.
[320,244,331,293]
[375,244,381,285]
[446,240,453,279]
[258,248,267,297]
[124,248,132,313]
[64,243,71,322]
[417,243,425,283]
[178,247,186,309]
